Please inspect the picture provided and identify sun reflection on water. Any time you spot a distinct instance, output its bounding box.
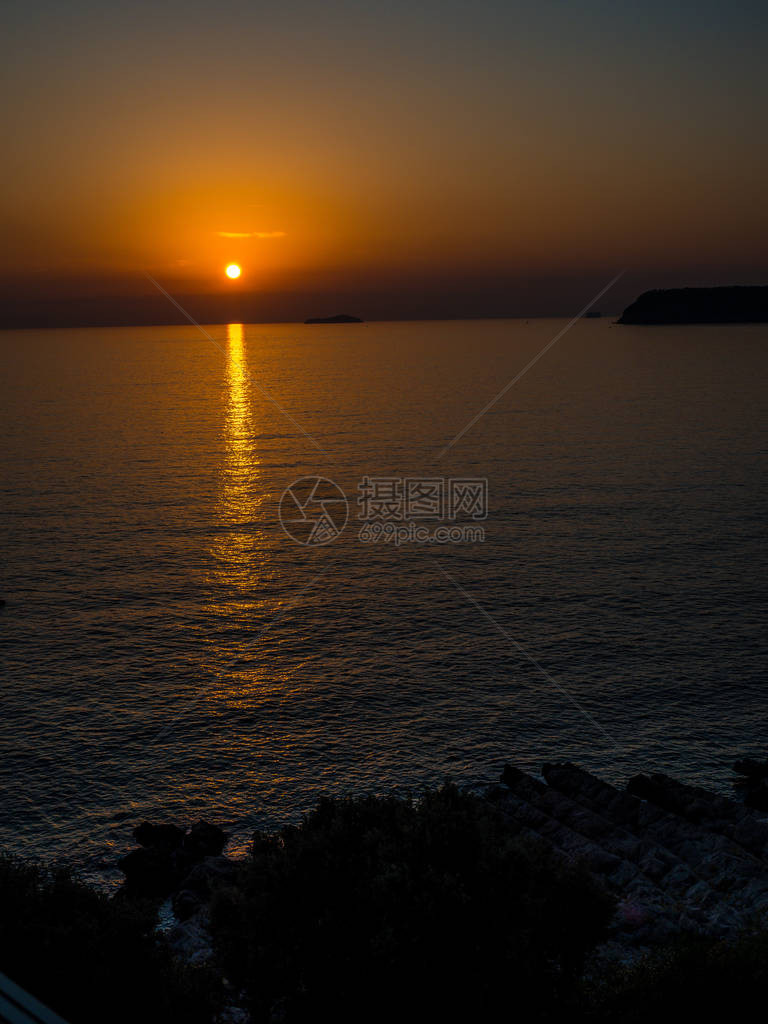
[211,323,265,592]
[206,326,294,715]
[196,324,292,724]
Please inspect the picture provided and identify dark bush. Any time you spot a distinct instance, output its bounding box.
[0,853,218,1024]
[586,931,768,1022]
[210,785,614,1023]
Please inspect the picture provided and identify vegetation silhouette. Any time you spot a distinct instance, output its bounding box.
[210,785,614,1023]
[0,853,219,1024]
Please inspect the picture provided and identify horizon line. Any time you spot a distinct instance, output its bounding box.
[0,312,626,333]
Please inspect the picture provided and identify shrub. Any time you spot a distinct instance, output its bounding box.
[0,853,218,1023]
[210,785,614,1023]
[586,931,768,1022]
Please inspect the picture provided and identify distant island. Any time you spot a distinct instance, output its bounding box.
[304,313,364,324]
[619,286,768,324]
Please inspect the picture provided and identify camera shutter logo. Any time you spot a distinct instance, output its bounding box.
[279,477,349,546]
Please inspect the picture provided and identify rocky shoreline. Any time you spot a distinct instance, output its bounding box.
[115,758,768,976]
[489,762,768,958]
[115,819,236,974]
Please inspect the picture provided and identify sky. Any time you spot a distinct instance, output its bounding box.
[1,0,767,324]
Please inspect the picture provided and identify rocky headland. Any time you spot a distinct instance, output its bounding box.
[618,286,768,324]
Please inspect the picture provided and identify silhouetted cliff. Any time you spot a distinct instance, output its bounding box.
[619,286,768,324]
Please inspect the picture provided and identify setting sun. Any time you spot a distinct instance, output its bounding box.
[225,264,241,279]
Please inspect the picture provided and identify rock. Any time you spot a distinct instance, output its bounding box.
[500,764,528,790]
[117,847,177,896]
[184,821,228,859]
[168,911,213,966]
[733,816,768,853]
[118,819,229,899]
[616,899,650,928]
[537,761,768,948]
[743,778,768,812]
[732,758,768,811]
[733,758,768,780]
[133,821,185,850]
[217,1008,250,1024]
[495,761,768,960]
[173,889,204,922]
[629,771,768,860]
[180,855,239,898]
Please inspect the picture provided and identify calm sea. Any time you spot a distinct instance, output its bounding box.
[1,318,767,881]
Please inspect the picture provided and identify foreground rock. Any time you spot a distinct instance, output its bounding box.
[117,820,228,898]
[618,285,768,324]
[133,822,185,850]
[173,856,240,921]
[490,763,768,957]
[732,756,768,810]
[733,757,768,780]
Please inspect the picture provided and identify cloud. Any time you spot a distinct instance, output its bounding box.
[217,230,286,239]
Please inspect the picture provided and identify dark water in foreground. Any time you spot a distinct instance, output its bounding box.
[1,318,766,880]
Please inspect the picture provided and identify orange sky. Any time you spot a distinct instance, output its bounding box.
[2,0,767,323]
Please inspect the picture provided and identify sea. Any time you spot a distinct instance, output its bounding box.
[1,318,767,884]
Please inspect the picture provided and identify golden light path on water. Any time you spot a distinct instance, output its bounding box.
[205,323,285,723]
[220,322,260,540]
[209,324,267,615]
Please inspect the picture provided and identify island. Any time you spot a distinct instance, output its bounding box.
[618,285,768,324]
[304,313,364,324]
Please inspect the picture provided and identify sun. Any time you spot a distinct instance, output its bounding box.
[225,263,241,279]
